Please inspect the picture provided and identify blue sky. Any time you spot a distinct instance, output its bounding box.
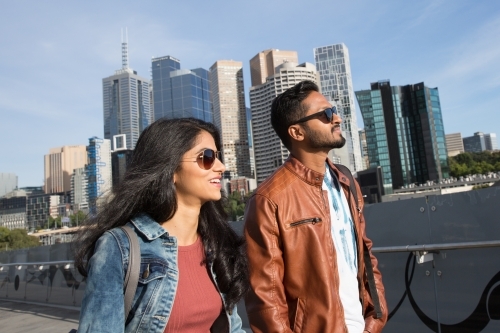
[1,0,499,187]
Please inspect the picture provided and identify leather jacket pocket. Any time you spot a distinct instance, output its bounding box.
[292,297,307,333]
[288,217,322,228]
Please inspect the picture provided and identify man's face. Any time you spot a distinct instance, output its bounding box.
[300,91,346,150]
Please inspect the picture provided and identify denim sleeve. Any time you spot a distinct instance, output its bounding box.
[78,231,126,333]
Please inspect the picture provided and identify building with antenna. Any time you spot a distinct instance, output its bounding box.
[102,30,152,150]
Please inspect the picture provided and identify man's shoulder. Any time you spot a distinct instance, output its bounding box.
[253,164,298,200]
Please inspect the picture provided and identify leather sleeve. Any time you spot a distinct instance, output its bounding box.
[244,194,293,333]
[355,180,388,333]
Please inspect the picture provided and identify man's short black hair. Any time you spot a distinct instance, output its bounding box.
[270,80,319,150]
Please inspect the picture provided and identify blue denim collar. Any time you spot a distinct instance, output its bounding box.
[130,213,169,240]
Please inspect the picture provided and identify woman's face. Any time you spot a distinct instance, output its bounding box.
[174,130,226,207]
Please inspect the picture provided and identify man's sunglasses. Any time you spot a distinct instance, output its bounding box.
[182,149,221,170]
[291,106,338,125]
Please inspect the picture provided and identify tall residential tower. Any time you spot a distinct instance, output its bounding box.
[209,60,251,179]
[314,44,363,173]
[249,50,320,184]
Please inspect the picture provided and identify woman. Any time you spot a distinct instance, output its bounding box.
[75,118,249,332]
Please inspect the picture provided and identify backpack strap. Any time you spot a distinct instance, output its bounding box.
[334,164,383,319]
[120,225,140,321]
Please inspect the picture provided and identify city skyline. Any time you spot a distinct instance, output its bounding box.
[1,1,499,186]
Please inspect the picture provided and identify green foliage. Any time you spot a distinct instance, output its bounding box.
[448,152,500,178]
[0,228,40,251]
[472,184,491,190]
[70,210,87,227]
[226,191,252,221]
[47,216,62,229]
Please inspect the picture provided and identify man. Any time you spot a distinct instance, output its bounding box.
[244,80,388,333]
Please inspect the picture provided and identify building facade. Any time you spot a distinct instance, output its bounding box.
[0,195,27,230]
[152,56,212,122]
[484,133,498,151]
[249,58,320,184]
[111,149,134,187]
[103,39,151,150]
[44,146,87,194]
[445,133,465,156]
[463,132,486,153]
[249,49,298,87]
[0,173,17,198]
[26,193,60,230]
[209,60,251,180]
[359,129,369,170]
[87,137,112,215]
[355,80,449,192]
[314,44,363,172]
[71,167,88,213]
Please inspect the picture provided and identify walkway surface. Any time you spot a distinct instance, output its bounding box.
[0,299,80,333]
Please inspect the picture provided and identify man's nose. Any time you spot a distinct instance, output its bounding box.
[332,112,342,124]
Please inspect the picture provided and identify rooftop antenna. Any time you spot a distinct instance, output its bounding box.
[121,28,129,70]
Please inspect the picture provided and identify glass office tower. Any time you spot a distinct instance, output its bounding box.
[356,81,449,192]
[152,56,212,122]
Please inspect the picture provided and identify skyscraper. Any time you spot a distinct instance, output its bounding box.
[103,34,151,150]
[355,80,449,192]
[314,44,363,173]
[249,49,298,87]
[249,54,320,184]
[152,56,212,122]
[209,60,251,179]
[44,146,87,194]
[87,137,112,215]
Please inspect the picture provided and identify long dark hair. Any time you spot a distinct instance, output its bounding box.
[74,117,248,310]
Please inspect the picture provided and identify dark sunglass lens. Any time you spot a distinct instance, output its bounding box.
[324,108,333,122]
[202,149,216,170]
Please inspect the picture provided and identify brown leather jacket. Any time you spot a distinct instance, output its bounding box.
[244,156,388,333]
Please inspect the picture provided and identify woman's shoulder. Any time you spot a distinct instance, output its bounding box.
[93,226,132,260]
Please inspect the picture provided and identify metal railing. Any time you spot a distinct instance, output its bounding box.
[371,240,500,253]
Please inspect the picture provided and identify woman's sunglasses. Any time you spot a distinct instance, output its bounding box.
[290,106,338,125]
[182,149,221,170]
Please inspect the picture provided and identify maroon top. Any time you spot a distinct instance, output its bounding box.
[164,236,223,333]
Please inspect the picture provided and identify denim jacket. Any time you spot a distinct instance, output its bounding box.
[78,213,245,333]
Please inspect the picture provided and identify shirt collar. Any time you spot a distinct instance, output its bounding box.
[130,213,169,240]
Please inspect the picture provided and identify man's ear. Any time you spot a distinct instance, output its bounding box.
[288,124,305,142]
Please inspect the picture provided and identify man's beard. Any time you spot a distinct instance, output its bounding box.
[303,124,346,149]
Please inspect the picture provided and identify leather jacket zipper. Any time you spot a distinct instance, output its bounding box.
[289,217,322,227]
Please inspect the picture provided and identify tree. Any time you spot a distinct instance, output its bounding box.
[47,216,62,229]
[448,151,500,178]
[0,228,40,251]
[70,210,87,227]
[226,191,252,221]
